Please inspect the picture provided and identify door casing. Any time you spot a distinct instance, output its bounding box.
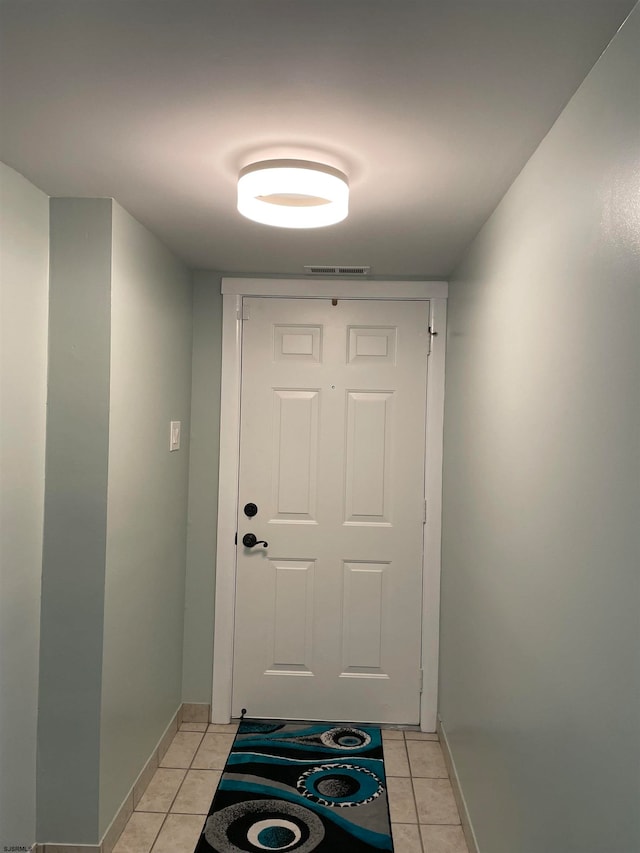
[212,277,448,731]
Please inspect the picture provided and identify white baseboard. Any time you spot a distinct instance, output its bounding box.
[437,716,480,853]
[181,703,211,724]
[100,704,184,853]
[35,701,211,851]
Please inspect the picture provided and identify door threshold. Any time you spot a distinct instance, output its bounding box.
[233,714,424,731]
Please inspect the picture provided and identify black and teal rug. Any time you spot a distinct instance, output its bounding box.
[194,720,393,852]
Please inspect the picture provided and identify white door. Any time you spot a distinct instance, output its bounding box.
[232,297,429,724]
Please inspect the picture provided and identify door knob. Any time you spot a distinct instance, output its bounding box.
[242,533,268,548]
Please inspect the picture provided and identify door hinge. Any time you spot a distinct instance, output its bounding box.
[427,325,437,356]
[419,668,424,694]
[423,500,427,524]
[238,301,250,321]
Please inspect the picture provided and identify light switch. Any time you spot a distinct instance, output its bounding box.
[169,420,181,451]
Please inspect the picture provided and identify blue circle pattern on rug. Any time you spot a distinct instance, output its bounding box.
[255,824,295,848]
[319,727,371,750]
[204,798,325,853]
[297,763,383,808]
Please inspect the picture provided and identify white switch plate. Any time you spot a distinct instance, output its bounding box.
[169,420,181,451]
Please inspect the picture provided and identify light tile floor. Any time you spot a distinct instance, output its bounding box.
[113,722,469,853]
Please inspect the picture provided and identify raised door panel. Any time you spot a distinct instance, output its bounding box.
[344,391,393,525]
[347,326,397,364]
[265,560,315,675]
[271,390,320,523]
[341,561,390,676]
[274,325,322,362]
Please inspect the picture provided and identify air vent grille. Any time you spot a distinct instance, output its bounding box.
[304,265,371,276]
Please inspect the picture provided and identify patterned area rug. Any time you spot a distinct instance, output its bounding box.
[194,720,393,852]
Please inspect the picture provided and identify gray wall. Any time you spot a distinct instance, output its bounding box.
[0,164,49,850]
[99,202,192,836]
[34,197,192,844]
[439,7,640,853]
[37,198,113,843]
[182,271,223,703]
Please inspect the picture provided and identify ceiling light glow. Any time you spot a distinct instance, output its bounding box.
[237,159,349,228]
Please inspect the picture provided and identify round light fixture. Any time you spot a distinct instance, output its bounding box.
[237,159,349,228]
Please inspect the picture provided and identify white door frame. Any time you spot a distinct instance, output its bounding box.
[212,278,448,731]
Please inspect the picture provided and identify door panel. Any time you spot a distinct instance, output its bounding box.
[272,389,319,520]
[232,298,429,723]
[345,391,393,523]
[341,561,387,671]
[267,559,315,673]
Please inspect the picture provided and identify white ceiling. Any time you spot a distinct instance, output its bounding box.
[0,0,635,277]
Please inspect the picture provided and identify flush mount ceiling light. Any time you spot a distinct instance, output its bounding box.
[237,159,349,228]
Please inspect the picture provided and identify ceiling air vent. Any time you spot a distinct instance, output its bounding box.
[304,265,371,276]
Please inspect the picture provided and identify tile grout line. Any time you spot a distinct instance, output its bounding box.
[183,729,208,829]
[161,737,196,851]
[136,730,208,852]
[174,730,206,817]
[148,812,169,853]
[178,730,206,821]
[405,732,426,852]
